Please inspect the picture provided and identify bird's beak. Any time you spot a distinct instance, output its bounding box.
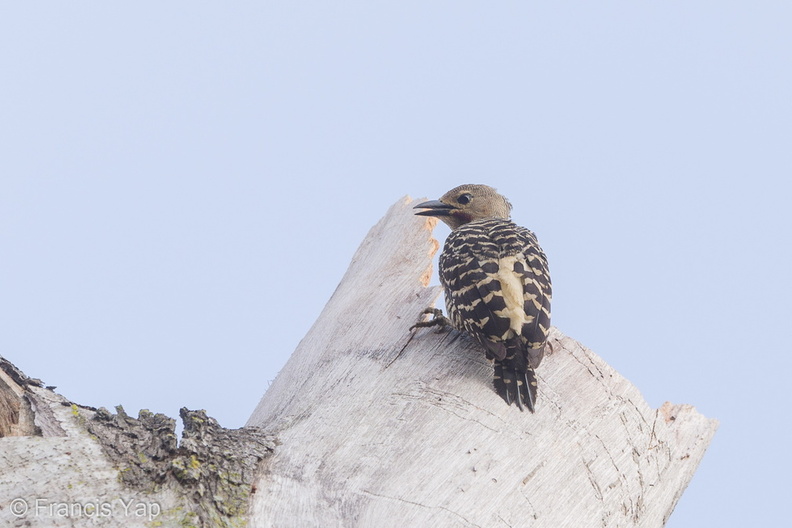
[414,200,455,217]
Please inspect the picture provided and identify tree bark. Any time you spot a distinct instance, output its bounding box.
[0,357,274,527]
[0,197,717,527]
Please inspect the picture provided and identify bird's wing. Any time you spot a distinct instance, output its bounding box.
[440,222,511,356]
[494,223,552,368]
[441,220,552,362]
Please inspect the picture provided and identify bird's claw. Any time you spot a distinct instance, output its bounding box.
[409,308,451,332]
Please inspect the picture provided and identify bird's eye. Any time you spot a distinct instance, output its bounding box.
[457,193,473,205]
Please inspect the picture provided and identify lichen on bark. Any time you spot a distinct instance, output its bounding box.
[87,405,276,527]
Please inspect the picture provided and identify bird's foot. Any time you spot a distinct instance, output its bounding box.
[409,308,451,332]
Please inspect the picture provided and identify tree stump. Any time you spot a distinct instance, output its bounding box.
[0,197,717,527]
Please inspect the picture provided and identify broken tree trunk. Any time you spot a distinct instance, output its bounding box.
[0,196,717,528]
[247,196,718,527]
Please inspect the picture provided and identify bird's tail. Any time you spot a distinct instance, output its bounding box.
[492,339,542,412]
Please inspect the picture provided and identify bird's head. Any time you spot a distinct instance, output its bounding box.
[414,184,512,229]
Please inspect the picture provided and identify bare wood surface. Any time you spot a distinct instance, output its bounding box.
[247,196,718,528]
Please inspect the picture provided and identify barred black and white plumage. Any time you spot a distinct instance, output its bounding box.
[414,184,552,412]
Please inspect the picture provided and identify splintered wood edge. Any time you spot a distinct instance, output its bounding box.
[403,196,440,287]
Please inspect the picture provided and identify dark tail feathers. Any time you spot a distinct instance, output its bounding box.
[493,362,538,412]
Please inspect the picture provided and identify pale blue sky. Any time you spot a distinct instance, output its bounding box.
[2,2,790,526]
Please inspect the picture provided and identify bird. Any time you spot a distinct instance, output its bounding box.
[413,184,552,412]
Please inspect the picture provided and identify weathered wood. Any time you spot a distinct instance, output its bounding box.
[0,196,717,527]
[247,196,718,527]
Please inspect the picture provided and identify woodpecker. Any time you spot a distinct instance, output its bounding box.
[414,184,552,412]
